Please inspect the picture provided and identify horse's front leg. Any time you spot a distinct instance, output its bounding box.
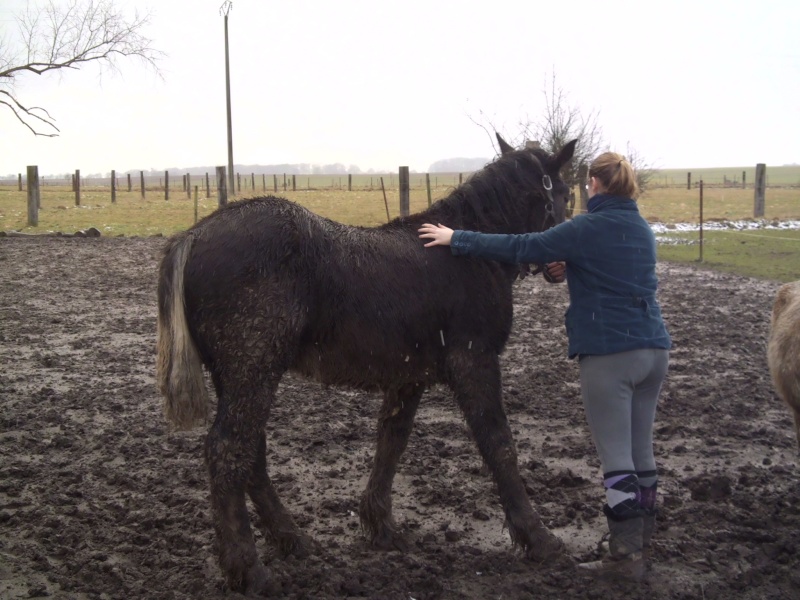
[359,382,424,550]
[446,349,566,563]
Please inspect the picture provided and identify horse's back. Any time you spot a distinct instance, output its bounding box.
[176,195,515,387]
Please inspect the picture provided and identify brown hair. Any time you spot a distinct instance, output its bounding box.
[588,152,639,199]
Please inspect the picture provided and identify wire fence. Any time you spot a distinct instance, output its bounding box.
[0,171,474,193]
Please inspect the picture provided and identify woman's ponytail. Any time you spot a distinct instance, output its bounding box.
[589,152,639,199]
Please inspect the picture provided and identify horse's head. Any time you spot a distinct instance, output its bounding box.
[496,133,577,234]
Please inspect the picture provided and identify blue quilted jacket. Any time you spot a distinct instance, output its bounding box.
[450,194,671,359]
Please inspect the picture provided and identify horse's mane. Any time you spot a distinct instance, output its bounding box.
[409,148,550,234]
[189,146,551,238]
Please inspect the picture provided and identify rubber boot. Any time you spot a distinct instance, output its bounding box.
[578,516,645,581]
[642,510,656,549]
[597,510,656,564]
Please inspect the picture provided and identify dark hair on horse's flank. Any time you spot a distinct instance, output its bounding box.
[156,134,577,595]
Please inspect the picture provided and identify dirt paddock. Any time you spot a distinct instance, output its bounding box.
[0,236,798,600]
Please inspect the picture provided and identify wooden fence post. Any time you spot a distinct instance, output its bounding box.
[194,186,199,223]
[687,172,691,190]
[380,177,390,222]
[140,171,145,199]
[273,174,278,193]
[75,169,81,206]
[754,163,766,217]
[399,166,410,218]
[186,173,191,199]
[206,172,211,198]
[27,166,39,226]
[111,169,116,204]
[237,172,241,193]
[699,180,704,262]
[283,174,287,191]
[216,166,228,207]
[262,174,266,192]
[292,175,296,191]
[348,174,352,191]
[165,171,170,200]
[18,173,23,191]
[127,173,132,192]
[426,173,432,207]
[250,173,255,191]
[742,170,746,190]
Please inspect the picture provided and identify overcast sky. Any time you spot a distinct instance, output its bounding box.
[1,0,798,176]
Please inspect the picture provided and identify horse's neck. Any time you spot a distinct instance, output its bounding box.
[423,201,516,235]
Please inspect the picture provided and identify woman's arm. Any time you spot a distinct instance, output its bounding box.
[419,220,578,265]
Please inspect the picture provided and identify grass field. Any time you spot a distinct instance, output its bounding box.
[650,165,800,187]
[2,181,798,282]
[655,229,800,282]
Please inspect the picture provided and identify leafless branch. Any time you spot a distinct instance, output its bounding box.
[0,0,163,136]
[465,108,505,156]
[0,89,60,136]
[519,72,605,188]
[625,142,659,195]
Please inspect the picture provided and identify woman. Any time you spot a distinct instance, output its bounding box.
[418,152,670,580]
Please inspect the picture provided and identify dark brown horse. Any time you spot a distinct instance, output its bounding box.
[157,134,577,594]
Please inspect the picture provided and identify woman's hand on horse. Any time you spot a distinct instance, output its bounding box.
[418,223,454,247]
[545,261,567,283]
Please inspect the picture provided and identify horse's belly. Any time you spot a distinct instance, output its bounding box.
[291,342,437,389]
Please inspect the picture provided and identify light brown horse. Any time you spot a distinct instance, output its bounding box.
[767,280,800,448]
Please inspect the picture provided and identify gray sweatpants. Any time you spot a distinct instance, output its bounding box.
[579,348,669,475]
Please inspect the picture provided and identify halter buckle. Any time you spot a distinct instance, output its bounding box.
[542,175,553,191]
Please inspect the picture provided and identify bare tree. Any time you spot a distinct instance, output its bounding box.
[469,74,652,213]
[624,141,658,196]
[519,73,604,186]
[1,0,162,136]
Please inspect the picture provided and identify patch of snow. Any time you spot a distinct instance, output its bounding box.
[650,219,800,234]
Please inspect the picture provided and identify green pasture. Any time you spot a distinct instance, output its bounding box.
[1,181,798,282]
[0,185,457,236]
[635,186,799,223]
[655,229,800,283]
[651,165,800,187]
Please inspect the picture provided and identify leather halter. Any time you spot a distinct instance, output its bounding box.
[518,173,561,282]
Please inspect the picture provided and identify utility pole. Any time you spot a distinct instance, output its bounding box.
[221,1,235,196]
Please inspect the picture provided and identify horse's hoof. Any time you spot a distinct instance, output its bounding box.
[243,563,280,597]
[526,530,568,564]
[279,534,316,559]
[371,528,410,552]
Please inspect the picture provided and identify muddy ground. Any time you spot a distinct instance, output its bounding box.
[0,236,798,600]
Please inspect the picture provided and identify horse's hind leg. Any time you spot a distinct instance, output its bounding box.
[359,382,424,550]
[248,430,311,558]
[446,350,565,563]
[204,382,274,595]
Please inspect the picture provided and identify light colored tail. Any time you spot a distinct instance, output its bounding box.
[156,233,209,430]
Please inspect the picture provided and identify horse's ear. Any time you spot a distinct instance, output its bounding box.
[552,138,578,170]
[496,133,516,155]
